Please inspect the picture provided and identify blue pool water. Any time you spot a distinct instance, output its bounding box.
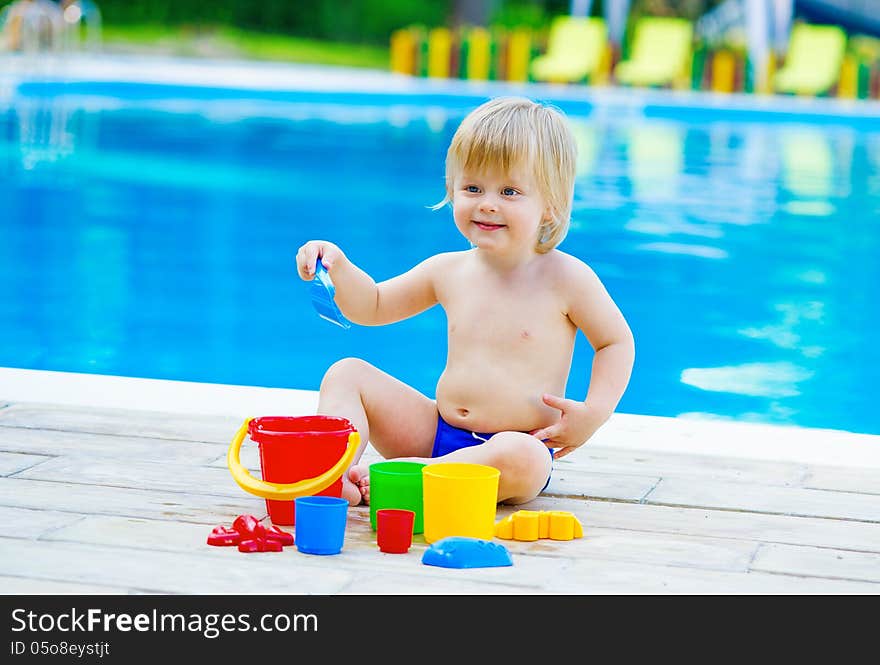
[2,81,879,434]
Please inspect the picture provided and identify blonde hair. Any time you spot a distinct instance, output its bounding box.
[435,96,577,253]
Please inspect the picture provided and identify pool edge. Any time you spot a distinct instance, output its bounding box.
[2,367,879,470]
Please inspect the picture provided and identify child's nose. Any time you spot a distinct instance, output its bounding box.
[479,196,499,213]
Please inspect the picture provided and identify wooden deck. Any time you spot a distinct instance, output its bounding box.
[2,399,879,595]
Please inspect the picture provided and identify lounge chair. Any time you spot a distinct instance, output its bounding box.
[774,23,847,96]
[614,17,694,88]
[530,16,608,83]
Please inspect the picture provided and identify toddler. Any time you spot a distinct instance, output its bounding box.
[295,96,634,506]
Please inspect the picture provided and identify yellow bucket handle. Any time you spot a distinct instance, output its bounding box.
[227,417,360,500]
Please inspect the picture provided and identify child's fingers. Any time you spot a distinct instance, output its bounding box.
[553,446,576,460]
[296,241,342,280]
[296,241,331,279]
[318,245,339,271]
[542,392,576,413]
[531,425,561,443]
[296,246,317,280]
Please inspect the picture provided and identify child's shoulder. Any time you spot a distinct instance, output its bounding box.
[542,250,611,302]
[544,249,600,281]
[422,249,472,270]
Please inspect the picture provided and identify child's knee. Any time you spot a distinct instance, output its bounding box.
[320,357,372,390]
[488,432,552,480]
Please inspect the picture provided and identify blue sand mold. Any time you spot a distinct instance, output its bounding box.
[421,536,513,569]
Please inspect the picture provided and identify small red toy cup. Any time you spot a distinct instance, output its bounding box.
[376,509,415,554]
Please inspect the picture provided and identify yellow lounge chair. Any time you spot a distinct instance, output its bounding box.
[614,17,693,88]
[774,23,847,96]
[530,16,608,83]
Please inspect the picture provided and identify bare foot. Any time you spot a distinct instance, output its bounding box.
[340,464,370,506]
[340,469,363,506]
[347,463,370,505]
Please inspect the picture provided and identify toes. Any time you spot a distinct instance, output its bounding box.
[348,464,367,484]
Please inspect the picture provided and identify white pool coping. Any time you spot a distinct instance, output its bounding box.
[2,367,879,471]
[3,52,880,121]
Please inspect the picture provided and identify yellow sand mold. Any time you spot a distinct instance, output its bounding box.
[495,510,583,541]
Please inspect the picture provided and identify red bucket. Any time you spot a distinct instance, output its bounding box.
[247,416,355,525]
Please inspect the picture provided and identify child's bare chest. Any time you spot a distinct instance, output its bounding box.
[441,279,568,345]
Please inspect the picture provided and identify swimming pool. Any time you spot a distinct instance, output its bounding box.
[3,63,879,435]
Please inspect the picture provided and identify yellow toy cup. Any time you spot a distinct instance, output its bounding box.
[422,463,500,544]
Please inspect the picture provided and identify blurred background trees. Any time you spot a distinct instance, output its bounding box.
[46,0,730,45]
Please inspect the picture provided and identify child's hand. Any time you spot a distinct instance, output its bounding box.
[529,394,609,460]
[296,240,345,281]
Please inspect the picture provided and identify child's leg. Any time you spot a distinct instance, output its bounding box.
[405,432,553,505]
[317,357,438,505]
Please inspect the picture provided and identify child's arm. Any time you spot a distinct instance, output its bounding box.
[296,240,442,326]
[531,256,635,458]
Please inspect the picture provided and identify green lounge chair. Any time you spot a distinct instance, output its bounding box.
[774,23,847,96]
[614,17,694,88]
[530,16,608,83]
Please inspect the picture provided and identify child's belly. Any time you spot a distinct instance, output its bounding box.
[435,362,566,434]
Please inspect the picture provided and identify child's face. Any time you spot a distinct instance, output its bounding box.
[451,165,549,256]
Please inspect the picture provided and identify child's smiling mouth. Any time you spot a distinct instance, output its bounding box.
[473,220,506,231]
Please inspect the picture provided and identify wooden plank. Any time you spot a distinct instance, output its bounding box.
[0,451,51,476]
[339,572,543,595]
[0,574,130,594]
[0,537,354,594]
[499,525,757,572]
[645,477,880,522]
[294,510,569,591]
[13,456,248,498]
[803,465,880,496]
[3,399,879,594]
[6,523,876,595]
[556,447,808,486]
[0,402,239,443]
[45,515,232,554]
[0,477,267,525]
[0,426,226,464]
[40,511,753,585]
[545,468,658,501]
[522,496,880,553]
[205,438,263,471]
[553,555,879,594]
[751,543,880,583]
[0,505,86,539]
[7,508,558,593]
[19,510,756,593]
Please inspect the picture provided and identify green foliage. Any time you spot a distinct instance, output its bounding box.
[630,0,725,20]
[490,2,550,31]
[90,0,450,44]
[98,24,389,67]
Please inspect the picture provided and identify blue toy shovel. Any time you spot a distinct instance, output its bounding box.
[309,257,351,329]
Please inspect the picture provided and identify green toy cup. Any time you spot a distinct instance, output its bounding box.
[369,461,426,534]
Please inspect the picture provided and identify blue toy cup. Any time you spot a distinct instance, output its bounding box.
[294,496,349,555]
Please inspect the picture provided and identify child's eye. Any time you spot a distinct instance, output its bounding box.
[502,187,519,196]
[465,185,481,193]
